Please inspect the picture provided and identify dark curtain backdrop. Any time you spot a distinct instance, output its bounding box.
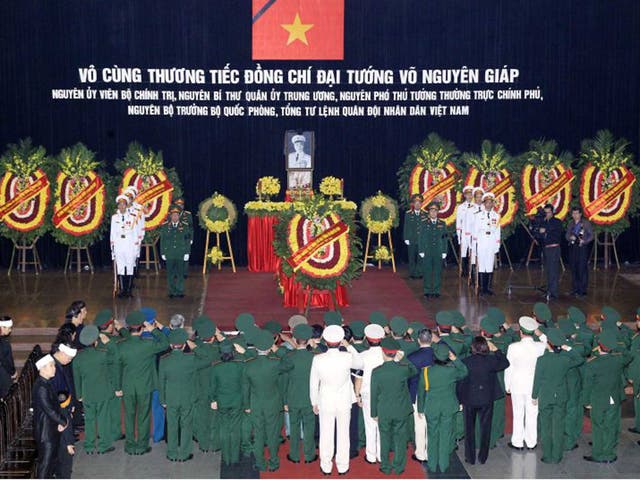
[0,0,639,269]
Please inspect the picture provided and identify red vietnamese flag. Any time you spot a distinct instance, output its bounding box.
[252,0,344,60]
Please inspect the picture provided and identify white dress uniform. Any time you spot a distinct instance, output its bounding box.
[473,207,501,273]
[350,324,385,464]
[504,317,547,449]
[468,203,483,265]
[455,200,475,258]
[128,201,146,257]
[110,209,138,275]
[309,326,356,475]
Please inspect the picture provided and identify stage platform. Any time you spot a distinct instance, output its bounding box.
[4,262,640,478]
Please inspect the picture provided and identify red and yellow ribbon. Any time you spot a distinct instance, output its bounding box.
[580,165,636,223]
[522,165,574,218]
[0,169,50,232]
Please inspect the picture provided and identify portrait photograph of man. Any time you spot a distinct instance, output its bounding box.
[287,169,312,190]
[285,131,314,169]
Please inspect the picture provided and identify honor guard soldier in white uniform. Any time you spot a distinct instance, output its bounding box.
[124,186,145,263]
[456,186,475,276]
[110,195,139,298]
[468,187,485,283]
[351,323,385,464]
[309,325,356,475]
[474,192,501,296]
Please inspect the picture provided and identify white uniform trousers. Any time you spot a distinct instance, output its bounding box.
[319,405,351,474]
[413,402,428,461]
[460,233,471,258]
[510,393,538,448]
[476,246,496,273]
[361,393,381,462]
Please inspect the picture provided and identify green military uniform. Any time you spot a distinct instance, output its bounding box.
[73,326,117,454]
[192,316,222,453]
[175,198,194,275]
[582,330,631,463]
[242,330,292,471]
[557,317,588,450]
[479,311,514,448]
[417,342,468,473]
[159,329,207,461]
[626,310,640,434]
[403,205,426,278]
[282,324,316,463]
[209,340,245,465]
[390,317,418,356]
[159,205,191,297]
[116,311,170,455]
[532,328,584,463]
[418,206,448,296]
[93,309,124,443]
[370,338,417,475]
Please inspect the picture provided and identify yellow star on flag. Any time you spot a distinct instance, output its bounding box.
[281,13,314,45]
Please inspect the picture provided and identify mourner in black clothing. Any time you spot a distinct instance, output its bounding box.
[0,316,16,397]
[33,355,68,479]
[457,336,510,465]
[565,207,594,297]
[539,204,563,299]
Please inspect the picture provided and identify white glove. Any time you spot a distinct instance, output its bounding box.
[442,253,447,259]
[404,240,410,245]
[183,254,190,261]
[161,255,167,261]
[419,253,425,258]
[111,252,115,261]
[190,240,193,245]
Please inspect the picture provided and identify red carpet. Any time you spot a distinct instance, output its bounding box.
[204,268,432,329]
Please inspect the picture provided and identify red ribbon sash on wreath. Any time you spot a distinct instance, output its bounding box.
[0,176,49,221]
[488,174,514,198]
[524,169,574,214]
[584,169,636,219]
[135,179,174,206]
[52,176,104,227]
[420,172,459,210]
[286,221,349,272]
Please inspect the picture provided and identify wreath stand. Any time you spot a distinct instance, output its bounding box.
[362,229,396,272]
[8,237,42,275]
[591,232,620,270]
[498,241,514,271]
[202,230,236,274]
[302,286,341,317]
[64,245,94,274]
[140,237,161,274]
[446,232,460,267]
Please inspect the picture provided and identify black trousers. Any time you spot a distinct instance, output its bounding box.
[569,244,589,295]
[348,402,360,456]
[543,245,561,297]
[464,403,493,464]
[36,440,58,479]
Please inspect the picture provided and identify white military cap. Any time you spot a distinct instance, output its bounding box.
[291,134,306,144]
[0,316,13,328]
[473,187,485,195]
[287,314,308,330]
[124,185,138,195]
[322,324,344,345]
[116,194,129,204]
[462,185,474,193]
[58,344,77,358]
[482,192,496,201]
[36,354,55,371]
[518,316,539,334]
[364,324,385,341]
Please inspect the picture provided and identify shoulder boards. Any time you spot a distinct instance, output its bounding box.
[160,352,171,359]
[268,356,281,361]
[586,356,597,362]
[211,360,222,367]
[244,357,256,363]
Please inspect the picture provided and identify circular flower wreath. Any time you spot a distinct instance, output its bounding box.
[319,176,343,197]
[207,246,225,265]
[360,191,400,234]
[198,192,238,233]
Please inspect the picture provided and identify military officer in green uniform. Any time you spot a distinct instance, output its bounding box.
[582,329,631,463]
[282,324,317,464]
[418,202,448,298]
[532,328,584,464]
[390,316,418,356]
[73,325,117,455]
[160,205,191,298]
[209,339,246,465]
[626,308,640,435]
[174,197,194,276]
[403,194,427,278]
[159,328,207,462]
[93,309,125,443]
[116,311,170,455]
[417,341,468,473]
[533,302,553,331]
[242,329,292,472]
[370,338,417,475]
